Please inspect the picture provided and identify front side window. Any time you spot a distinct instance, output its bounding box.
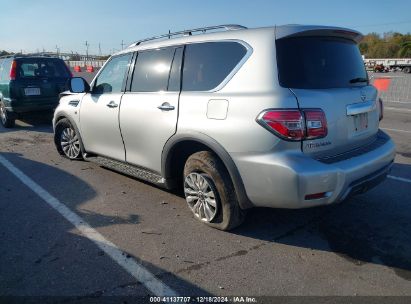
[182,42,247,91]
[131,47,176,92]
[94,53,132,94]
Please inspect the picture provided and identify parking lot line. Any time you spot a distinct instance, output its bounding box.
[0,155,177,297]
[384,100,411,104]
[388,175,411,184]
[385,107,411,113]
[381,127,411,134]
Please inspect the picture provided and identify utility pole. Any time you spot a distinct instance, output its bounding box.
[85,41,89,61]
[121,40,125,50]
[55,45,60,57]
[98,43,102,56]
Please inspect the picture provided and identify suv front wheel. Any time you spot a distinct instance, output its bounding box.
[54,118,83,160]
[0,103,15,128]
[183,151,245,230]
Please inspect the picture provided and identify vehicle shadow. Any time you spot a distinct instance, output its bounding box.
[0,152,210,297]
[0,112,54,134]
[232,166,411,280]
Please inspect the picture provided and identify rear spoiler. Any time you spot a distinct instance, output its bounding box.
[275,25,363,43]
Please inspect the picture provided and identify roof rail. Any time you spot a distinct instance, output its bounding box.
[127,24,247,48]
[0,53,56,59]
[0,54,18,59]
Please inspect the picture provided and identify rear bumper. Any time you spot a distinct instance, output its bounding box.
[231,130,395,209]
[6,99,58,113]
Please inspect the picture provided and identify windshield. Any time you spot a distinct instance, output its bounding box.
[276,36,368,89]
[16,58,70,79]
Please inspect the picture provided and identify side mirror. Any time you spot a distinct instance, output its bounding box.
[69,77,90,93]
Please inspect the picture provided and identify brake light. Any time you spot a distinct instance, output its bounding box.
[257,109,327,141]
[9,60,17,80]
[378,98,384,121]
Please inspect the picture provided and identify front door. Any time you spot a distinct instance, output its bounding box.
[80,53,132,161]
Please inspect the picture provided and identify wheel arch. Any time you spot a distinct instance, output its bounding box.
[162,132,253,209]
[54,112,86,155]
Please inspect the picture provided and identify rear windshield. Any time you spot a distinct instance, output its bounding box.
[276,36,367,89]
[16,58,70,79]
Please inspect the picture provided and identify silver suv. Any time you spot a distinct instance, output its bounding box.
[53,24,395,230]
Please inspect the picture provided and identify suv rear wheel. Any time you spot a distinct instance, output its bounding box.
[183,151,245,230]
[0,103,15,128]
[54,118,83,160]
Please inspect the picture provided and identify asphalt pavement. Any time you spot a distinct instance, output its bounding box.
[0,87,411,302]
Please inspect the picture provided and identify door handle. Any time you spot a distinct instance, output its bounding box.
[157,102,175,111]
[106,101,118,108]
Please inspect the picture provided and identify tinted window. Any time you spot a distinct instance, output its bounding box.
[168,47,183,91]
[276,37,368,89]
[0,59,12,81]
[94,53,132,94]
[131,48,175,92]
[182,42,247,91]
[16,58,70,78]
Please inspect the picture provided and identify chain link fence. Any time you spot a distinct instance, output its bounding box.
[65,60,106,68]
[370,72,411,103]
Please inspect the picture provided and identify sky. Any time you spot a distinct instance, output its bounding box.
[0,0,410,55]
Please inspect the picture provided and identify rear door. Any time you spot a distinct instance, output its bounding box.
[80,53,133,161]
[119,46,182,173]
[13,58,71,105]
[276,35,379,158]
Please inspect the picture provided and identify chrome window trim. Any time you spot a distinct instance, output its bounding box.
[98,39,253,94]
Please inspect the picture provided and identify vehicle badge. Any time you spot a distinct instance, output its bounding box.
[360,90,366,101]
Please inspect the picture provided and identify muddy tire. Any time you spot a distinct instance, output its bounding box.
[183,151,245,230]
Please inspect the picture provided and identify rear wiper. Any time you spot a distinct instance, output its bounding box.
[349,77,368,84]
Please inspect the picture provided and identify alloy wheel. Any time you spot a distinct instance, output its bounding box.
[60,127,81,159]
[184,172,218,222]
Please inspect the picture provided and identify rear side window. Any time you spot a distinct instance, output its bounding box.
[16,58,70,79]
[131,47,176,92]
[0,60,4,81]
[0,59,13,81]
[276,36,367,89]
[182,42,247,91]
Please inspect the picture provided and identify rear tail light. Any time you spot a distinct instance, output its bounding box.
[378,98,384,121]
[257,110,304,140]
[304,109,328,139]
[257,109,327,141]
[9,60,17,80]
[65,63,73,77]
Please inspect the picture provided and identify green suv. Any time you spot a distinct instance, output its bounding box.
[0,55,71,128]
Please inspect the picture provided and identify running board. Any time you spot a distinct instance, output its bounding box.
[84,155,166,187]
